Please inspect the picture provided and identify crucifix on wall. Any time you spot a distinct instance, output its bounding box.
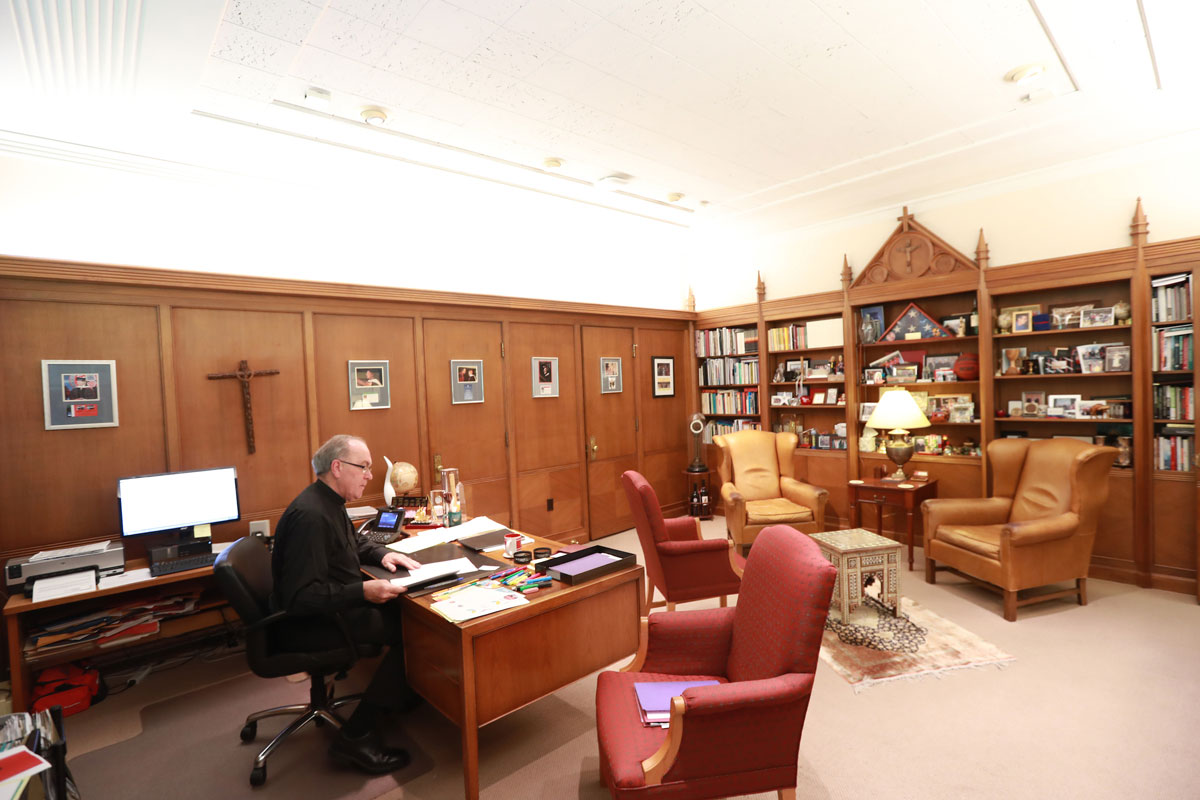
[207,360,279,454]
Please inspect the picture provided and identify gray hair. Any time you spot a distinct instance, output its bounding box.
[312,434,365,476]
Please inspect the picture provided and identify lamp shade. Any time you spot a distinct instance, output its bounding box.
[865,389,931,432]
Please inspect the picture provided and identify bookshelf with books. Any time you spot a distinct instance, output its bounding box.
[695,321,762,443]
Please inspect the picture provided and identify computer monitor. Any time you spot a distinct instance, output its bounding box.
[117,466,240,542]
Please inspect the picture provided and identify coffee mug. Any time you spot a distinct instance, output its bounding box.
[504,532,522,557]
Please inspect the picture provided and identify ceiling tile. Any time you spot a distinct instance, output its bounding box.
[290,44,378,96]
[330,0,429,32]
[558,18,651,75]
[469,28,555,78]
[378,36,464,87]
[504,0,604,50]
[307,8,401,66]
[224,0,323,45]
[200,56,282,101]
[211,20,299,75]
[405,0,499,57]
[446,0,533,25]
[608,0,707,42]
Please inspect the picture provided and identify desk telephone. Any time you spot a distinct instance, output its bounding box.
[357,507,405,545]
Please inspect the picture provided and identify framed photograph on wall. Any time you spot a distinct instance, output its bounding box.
[600,357,623,394]
[532,356,559,398]
[42,359,119,429]
[348,360,390,410]
[451,359,484,404]
[652,356,675,397]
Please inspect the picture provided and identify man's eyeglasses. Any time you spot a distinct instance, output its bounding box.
[337,459,372,475]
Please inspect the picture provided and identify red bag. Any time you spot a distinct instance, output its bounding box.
[31,662,103,717]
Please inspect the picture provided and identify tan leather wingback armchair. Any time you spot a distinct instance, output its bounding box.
[923,438,1117,621]
[713,430,828,555]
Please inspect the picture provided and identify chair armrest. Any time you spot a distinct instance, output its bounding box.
[1004,512,1080,547]
[780,477,827,512]
[256,608,363,667]
[922,497,1012,540]
[662,515,702,542]
[657,539,730,556]
[720,483,744,528]
[642,673,815,785]
[244,609,288,633]
[622,607,737,676]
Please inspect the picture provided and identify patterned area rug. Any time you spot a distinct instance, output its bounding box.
[820,597,1014,692]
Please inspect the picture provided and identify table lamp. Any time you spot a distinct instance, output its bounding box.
[864,389,930,481]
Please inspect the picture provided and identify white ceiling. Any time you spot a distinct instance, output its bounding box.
[2,0,1200,233]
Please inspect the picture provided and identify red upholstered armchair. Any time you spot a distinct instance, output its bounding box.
[621,471,744,612]
[595,525,836,800]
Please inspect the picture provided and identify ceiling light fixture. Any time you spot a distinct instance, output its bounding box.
[302,87,331,109]
[667,192,684,203]
[361,107,387,126]
[596,173,632,191]
[1004,64,1045,86]
[542,157,563,170]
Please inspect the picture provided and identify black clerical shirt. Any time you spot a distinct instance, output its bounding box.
[272,480,389,616]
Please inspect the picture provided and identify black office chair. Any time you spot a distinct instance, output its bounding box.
[213,537,379,787]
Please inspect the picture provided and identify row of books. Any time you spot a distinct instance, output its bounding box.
[766,322,806,352]
[24,591,200,655]
[702,418,760,443]
[700,388,758,416]
[1152,384,1194,420]
[1151,325,1192,371]
[1150,273,1192,323]
[698,356,760,387]
[695,326,758,357]
[1154,427,1194,471]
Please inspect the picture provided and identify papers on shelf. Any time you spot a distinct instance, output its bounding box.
[31,570,97,604]
[28,540,113,563]
[430,584,529,622]
[97,567,152,590]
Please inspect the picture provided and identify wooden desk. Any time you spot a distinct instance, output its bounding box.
[3,558,227,712]
[848,478,938,571]
[399,534,643,799]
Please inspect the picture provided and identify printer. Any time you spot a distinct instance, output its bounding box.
[6,542,125,595]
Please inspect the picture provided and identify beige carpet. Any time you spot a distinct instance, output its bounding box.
[820,597,1015,692]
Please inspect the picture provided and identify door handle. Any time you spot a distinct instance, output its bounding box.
[589,436,598,461]
[433,454,442,480]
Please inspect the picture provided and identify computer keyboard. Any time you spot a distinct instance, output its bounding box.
[149,551,219,577]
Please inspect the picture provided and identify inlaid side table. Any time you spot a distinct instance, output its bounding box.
[809,528,902,622]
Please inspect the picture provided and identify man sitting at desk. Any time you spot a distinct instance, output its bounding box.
[272,434,423,775]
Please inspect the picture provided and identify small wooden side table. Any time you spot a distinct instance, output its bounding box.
[809,528,902,621]
[683,469,713,520]
[847,477,938,571]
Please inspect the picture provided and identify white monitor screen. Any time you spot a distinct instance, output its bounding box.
[118,467,240,536]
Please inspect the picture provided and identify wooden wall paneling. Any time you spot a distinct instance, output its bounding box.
[171,308,312,543]
[506,321,584,538]
[0,299,167,553]
[312,313,422,508]
[422,319,510,524]
[411,312,431,500]
[1150,475,1196,586]
[157,304,183,471]
[637,327,690,513]
[794,452,850,529]
[1091,470,1136,581]
[572,324,592,537]
[582,326,637,537]
[302,311,320,457]
[515,466,584,541]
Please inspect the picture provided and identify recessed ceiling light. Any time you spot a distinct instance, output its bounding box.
[302,86,331,109]
[361,108,387,126]
[667,192,685,203]
[1004,64,1045,86]
[542,157,563,170]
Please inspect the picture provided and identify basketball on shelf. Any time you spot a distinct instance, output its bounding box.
[953,353,980,381]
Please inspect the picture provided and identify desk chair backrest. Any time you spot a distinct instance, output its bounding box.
[726,525,835,683]
[713,430,797,502]
[213,537,277,671]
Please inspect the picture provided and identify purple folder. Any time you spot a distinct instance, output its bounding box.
[633,680,719,714]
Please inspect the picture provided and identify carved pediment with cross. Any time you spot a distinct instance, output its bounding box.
[850,207,982,289]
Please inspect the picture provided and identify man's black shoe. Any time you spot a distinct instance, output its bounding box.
[329,729,411,775]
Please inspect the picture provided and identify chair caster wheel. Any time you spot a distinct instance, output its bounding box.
[240,722,257,742]
[250,765,266,786]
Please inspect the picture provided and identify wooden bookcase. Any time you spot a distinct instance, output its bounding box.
[694,202,1198,600]
[694,320,762,443]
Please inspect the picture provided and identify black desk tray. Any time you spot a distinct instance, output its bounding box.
[541,545,635,585]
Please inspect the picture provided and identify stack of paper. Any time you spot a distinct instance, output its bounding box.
[429,584,528,623]
[633,680,719,727]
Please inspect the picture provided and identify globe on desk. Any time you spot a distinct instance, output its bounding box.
[382,457,419,507]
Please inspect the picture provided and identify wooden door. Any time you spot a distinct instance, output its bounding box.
[423,319,510,524]
[637,327,690,515]
[582,326,637,537]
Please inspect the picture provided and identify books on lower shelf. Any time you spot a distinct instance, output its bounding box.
[633,680,719,727]
[767,322,807,351]
[1152,324,1193,371]
[702,418,761,443]
[700,388,758,415]
[1155,424,1194,471]
[1153,384,1194,420]
[699,356,759,386]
